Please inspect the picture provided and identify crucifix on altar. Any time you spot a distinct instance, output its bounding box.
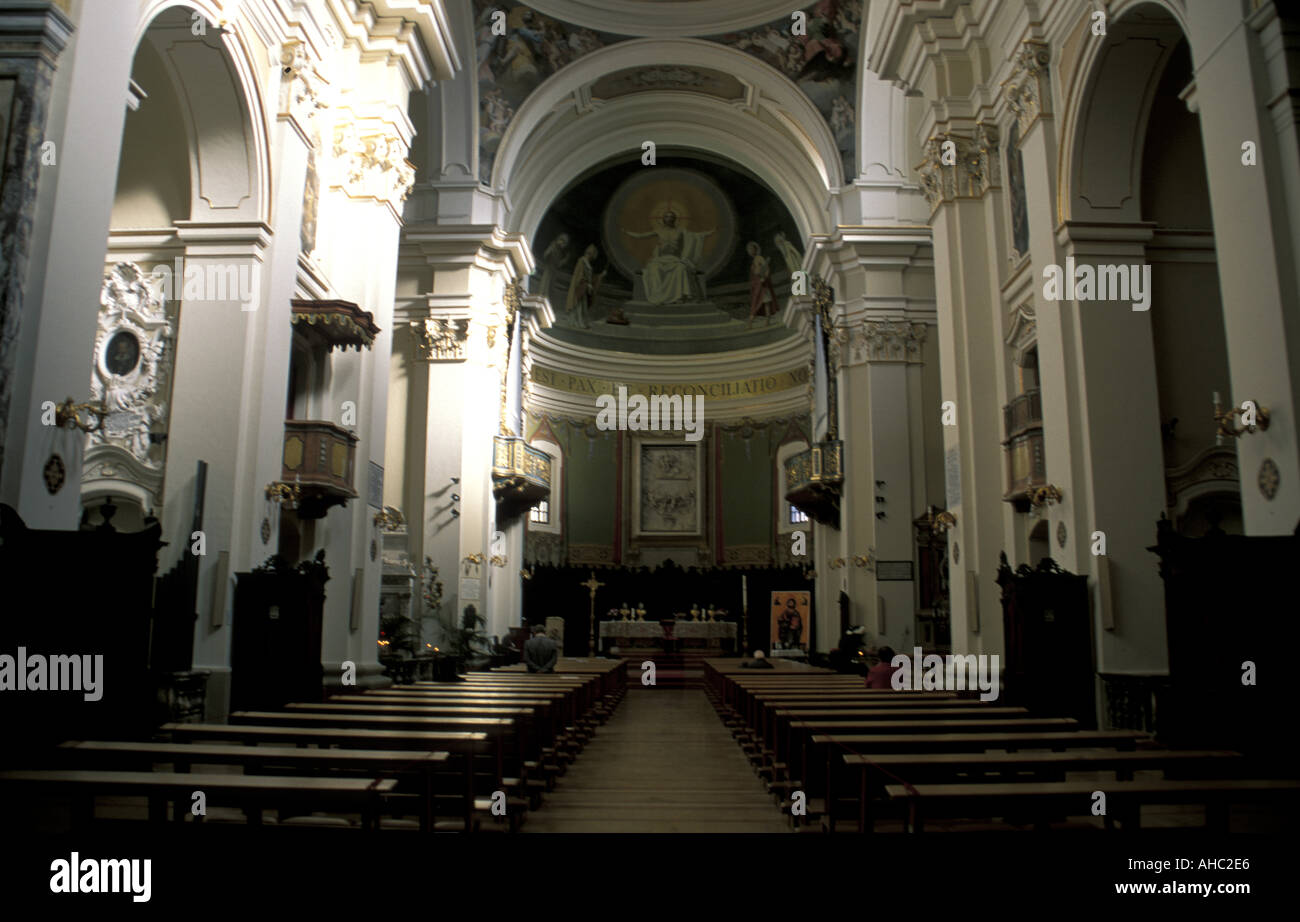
[580,570,605,656]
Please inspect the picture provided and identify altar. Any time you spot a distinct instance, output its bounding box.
[599,619,736,652]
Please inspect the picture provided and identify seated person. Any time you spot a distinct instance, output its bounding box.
[864,646,899,689]
[523,623,559,674]
[740,649,775,669]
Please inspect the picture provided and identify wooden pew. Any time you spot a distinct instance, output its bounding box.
[161,723,486,831]
[285,701,552,803]
[418,678,599,732]
[228,711,518,817]
[0,769,398,832]
[52,740,448,832]
[781,716,1078,804]
[884,778,1300,832]
[844,749,1245,832]
[765,707,1030,773]
[363,683,592,760]
[809,729,1148,831]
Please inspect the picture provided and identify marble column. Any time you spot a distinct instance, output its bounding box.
[916,125,1013,655]
[0,2,71,479]
[1184,0,1300,534]
[0,0,134,527]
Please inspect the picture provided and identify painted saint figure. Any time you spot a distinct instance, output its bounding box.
[746,241,778,328]
[537,232,569,299]
[622,209,714,305]
[565,244,603,329]
[773,231,804,274]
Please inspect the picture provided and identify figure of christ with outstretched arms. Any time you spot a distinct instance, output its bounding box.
[621,210,714,305]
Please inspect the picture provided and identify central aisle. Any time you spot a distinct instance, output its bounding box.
[524,688,791,833]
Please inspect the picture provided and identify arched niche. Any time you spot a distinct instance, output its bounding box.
[124,2,270,225]
[1058,1,1188,224]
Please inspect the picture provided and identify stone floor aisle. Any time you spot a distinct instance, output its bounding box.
[523,688,791,833]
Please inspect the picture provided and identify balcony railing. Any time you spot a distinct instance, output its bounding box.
[283,419,359,519]
[783,440,845,528]
[1003,389,1045,508]
[492,435,552,520]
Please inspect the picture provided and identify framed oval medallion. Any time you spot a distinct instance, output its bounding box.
[105,330,141,376]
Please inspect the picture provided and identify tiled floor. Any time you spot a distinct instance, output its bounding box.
[523,688,791,833]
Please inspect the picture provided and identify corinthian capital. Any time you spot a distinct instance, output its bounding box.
[856,319,928,365]
[1002,40,1052,137]
[279,41,330,125]
[916,126,999,213]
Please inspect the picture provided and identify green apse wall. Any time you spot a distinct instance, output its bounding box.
[525,415,809,560]
[719,427,778,548]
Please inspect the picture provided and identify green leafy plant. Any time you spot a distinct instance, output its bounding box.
[452,604,490,667]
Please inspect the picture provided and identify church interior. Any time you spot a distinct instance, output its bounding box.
[0,0,1297,900]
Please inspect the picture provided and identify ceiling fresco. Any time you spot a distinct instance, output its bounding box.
[475,0,862,183]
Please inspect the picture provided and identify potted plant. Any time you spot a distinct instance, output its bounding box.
[452,604,491,673]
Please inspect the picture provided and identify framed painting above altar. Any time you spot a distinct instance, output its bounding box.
[771,591,809,651]
[631,438,703,539]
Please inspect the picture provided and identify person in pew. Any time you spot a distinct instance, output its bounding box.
[741,650,774,669]
[524,624,559,674]
[865,646,900,689]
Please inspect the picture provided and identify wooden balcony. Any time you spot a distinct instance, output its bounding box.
[283,420,359,519]
[1002,389,1045,510]
[784,440,844,528]
[492,436,552,520]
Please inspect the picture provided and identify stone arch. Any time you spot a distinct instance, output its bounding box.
[1058,1,1189,224]
[495,39,842,243]
[121,2,270,225]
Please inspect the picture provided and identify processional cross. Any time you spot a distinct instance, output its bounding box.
[581,570,605,656]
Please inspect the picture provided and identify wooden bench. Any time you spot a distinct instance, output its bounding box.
[884,778,1300,832]
[161,723,487,831]
[286,701,554,801]
[843,749,1245,832]
[229,711,523,812]
[789,718,1080,802]
[761,707,1030,775]
[53,740,450,832]
[0,769,398,832]
[808,730,1148,831]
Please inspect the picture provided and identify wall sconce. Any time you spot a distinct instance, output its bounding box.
[520,567,533,580]
[1029,484,1063,508]
[464,553,485,564]
[1213,392,1269,444]
[373,506,404,530]
[853,549,876,571]
[803,568,818,581]
[54,396,106,434]
[829,557,847,569]
[489,555,507,567]
[265,481,301,507]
